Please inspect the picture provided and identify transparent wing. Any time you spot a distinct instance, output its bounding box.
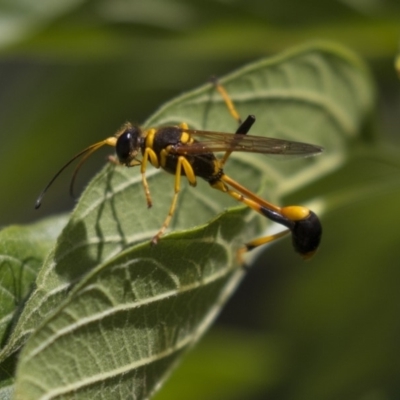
[171,129,323,157]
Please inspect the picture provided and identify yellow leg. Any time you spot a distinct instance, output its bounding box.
[222,188,291,259]
[212,78,246,167]
[140,147,160,208]
[152,156,196,245]
[211,77,242,124]
[243,230,291,251]
[237,230,290,264]
[109,151,153,210]
[211,179,291,261]
[221,174,281,213]
[214,182,282,224]
[141,172,152,208]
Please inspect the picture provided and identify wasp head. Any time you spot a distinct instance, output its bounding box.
[115,123,143,165]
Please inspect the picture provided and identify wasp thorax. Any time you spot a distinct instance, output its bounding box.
[116,125,142,164]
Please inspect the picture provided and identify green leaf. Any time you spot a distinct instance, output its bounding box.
[9,42,373,399]
[0,215,67,346]
[0,215,67,393]
[13,208,251,400]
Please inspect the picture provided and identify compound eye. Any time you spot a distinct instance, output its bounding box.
[116,126,141,164]
[116,131,133,162]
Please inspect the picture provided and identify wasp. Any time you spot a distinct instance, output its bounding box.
[35,80,323,260]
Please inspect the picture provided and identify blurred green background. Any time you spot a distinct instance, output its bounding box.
[1,0,400,399]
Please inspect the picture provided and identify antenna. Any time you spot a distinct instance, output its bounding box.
[35,138,115,209]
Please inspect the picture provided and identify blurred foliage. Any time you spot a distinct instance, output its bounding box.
[0,0,399,399]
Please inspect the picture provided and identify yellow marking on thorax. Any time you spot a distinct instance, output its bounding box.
[180,131,191,144]
[179,122,189,130]
[178,122,195,146]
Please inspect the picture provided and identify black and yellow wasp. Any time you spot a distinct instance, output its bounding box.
[36,80,323,260]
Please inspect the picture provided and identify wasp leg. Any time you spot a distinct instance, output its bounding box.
[140,172,152,208]
[221,174,281,213]
[151,156,197,245]
[210,179,289,262]
[211,79,256,167]
[222,114,258,169]
[237,230,290,265]
[140,147,160,208]
[211,77,242,124]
